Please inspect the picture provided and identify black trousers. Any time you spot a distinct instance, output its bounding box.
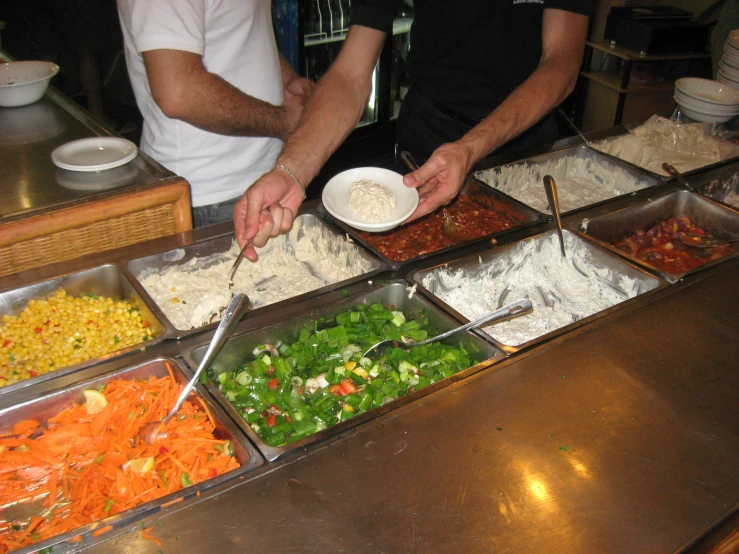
[395,86,559,164]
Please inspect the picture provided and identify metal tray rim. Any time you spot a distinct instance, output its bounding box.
[318,180,549,269]
[2,355,264,554]
[567,189,739,284]
[124,212,388,340]
[473,143,666,218]
[409,228,668,355]
[180,281,504,461]
[0,263,172,399]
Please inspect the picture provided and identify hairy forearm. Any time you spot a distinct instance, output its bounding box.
[276,65,370,185]
[458,57,579,164]
[160,70,290,138]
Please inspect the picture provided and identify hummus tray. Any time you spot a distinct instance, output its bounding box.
[411,229,664,354]
[474,143,664,217]
[571,189,739,283]
[0,356,262,554]
[182,282,503,461]
[125,213,385,338]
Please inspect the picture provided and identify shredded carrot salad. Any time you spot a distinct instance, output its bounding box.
[0,368,240,552]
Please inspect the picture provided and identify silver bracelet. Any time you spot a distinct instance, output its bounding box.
[275,163,306,200]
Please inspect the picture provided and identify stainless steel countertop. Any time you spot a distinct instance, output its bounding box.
[0,86,173,224]
[94,259,738,554]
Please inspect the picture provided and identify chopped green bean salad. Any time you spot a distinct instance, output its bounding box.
[207,302,479,447]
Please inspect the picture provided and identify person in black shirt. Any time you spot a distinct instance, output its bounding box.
[233,0,591,258]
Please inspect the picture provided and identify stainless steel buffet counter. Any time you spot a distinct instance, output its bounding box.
[0,119,737,552]
[0,188,736,553]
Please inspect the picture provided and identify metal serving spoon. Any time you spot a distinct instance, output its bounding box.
[228,240,253,290]
[400,150,465,240]
[676,232,739,249]
[362,298,532,358]
[543,175,566,258]
[138,293,251,445]
[662,163,695,191]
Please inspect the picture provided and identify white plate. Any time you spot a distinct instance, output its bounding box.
[322,167,419,232]
[51,137,138,172]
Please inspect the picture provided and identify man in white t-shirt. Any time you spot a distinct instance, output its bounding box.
[116,0,313,227]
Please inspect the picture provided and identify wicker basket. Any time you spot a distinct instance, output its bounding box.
[0,180,192,277]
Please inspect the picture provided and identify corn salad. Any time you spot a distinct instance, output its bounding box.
[0,290,154,388]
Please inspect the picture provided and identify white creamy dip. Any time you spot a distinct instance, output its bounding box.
[421,233,648,346]
[138,220,375,330]
[593,116,739,176]
[475,154,649,213]
[348,179,396,222]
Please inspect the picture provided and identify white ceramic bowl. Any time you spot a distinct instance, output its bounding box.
[717,72,739,89]
[0,61,59,107]
[676,98,736,123]
[674,90,739,114]
[322,167,419,232]
[675,78,739,106]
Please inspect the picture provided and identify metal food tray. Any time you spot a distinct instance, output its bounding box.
[687,161,739,211]
[182,282,503,461]
[0,356,263,554]
[0,264,168,398]
[589,121,739,181]
[570,190,739,283]
[126,213,385,338]
[411,229,664,355]
[319,177,546,268]
[473,144,664,217]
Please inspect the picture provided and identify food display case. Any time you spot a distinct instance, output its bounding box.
[0,123,738,554]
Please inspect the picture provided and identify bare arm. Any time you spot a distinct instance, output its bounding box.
[143,49,303,141]
[404,8,589,221]
[232,25,386,257]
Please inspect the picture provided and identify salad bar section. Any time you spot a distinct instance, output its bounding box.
[0,130,738,553]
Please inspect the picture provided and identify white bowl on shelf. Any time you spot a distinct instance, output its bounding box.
[717,72,739,89]
[674,90,739,113]
[0,61,59,107]
[675,78,739,105]
[321,167,419,233]
[675,96,737,123]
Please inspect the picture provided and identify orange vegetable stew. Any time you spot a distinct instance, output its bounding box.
[0,369,240,552]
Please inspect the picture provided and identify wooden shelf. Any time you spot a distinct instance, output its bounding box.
[580,71,676,93]
[586,40,711,62]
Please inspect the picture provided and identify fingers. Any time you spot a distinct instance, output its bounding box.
[243,211,269,262]
[232,193,249,248]
[268,203,284,237]
[280,206,295,234]
[243,185,266,246]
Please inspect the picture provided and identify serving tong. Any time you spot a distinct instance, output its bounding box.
[543,175,566,257]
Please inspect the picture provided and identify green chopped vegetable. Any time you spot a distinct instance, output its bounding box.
[208,302,476,447]
[181,473,193,487]
[558,445,570,452]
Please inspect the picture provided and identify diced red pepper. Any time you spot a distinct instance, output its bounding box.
[285,415,293,423]
[266,365,275,375]
[329,385,343,396]
[29,370,37,377]
[340,379,358,395]
[267,414,276,427]
[266,404,281,416]
[2,339,11,348]
[208,468,218,478]
[267,377,279,390]
[34,327,42,334]
[87,320,94,325]
[159,446,169,454]
[142,321,150,328]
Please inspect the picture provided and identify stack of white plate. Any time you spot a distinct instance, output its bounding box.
[718,29,739,88]
[674,77,739,123]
